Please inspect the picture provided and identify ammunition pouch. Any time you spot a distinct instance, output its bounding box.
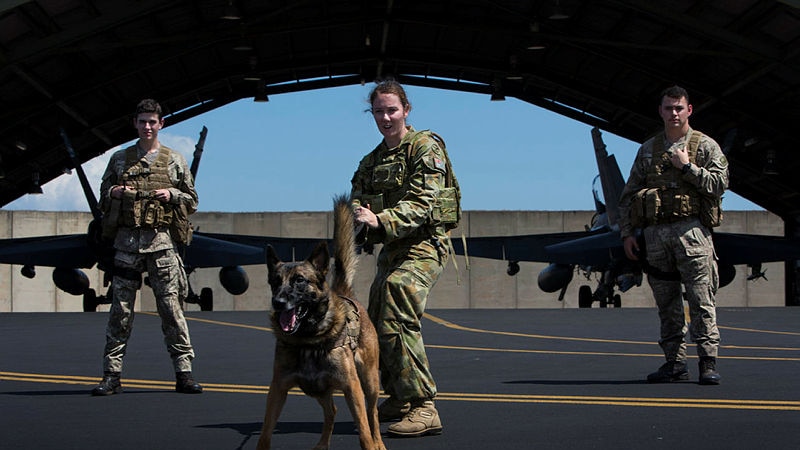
[101,197,122,241]
[699,194,722,228]
[631,188,717,227]
[430,186,460,230]
[118,189,174,230]
[170,202,193,245]
[630,188,661,228]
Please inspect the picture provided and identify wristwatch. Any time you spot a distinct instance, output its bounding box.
[682,163,692,175]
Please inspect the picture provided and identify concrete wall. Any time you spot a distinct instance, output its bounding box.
[0,209,786,312]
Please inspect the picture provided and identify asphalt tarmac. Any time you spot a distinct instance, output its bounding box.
[2,307,799,450]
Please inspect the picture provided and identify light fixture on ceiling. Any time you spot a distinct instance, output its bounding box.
[243,56,261,80]
[527,22,546,50]
[15,140,27,151]
[506,55,524,80]
[763,149,779,175]
[527,37,546,50]
[233,37,253,51]
[549,0,569,20]
[29,171,43,195]
[365,35,371,47]
[221,0,241,20]
[254,83,269,102]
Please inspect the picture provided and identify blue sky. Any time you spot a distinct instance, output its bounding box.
[5,84,760,213]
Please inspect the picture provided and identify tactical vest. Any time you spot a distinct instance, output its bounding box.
[358,129,461,230]
[631,131,722,228]
[117,145,176,230]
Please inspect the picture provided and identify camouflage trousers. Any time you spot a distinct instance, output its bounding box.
[102,248,195,373]
[367,238,446,402]
[644,217,720,361]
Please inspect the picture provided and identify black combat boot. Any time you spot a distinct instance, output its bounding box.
[698,356,721,385]
[646,360,689,383]
[175,371,203,394]
[91,371,122,396]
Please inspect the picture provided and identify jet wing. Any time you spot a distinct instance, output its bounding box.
[0,231,321,271]
[450,230,603,262]
[182,233,266,268]
[192,231,326,264]
[543,230,800,268]
[0,234,97,268]
[543,230,626,266]
[712,232,800,265]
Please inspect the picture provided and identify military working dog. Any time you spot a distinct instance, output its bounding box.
[256,195,385,450]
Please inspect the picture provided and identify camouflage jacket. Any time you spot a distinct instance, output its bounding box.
[350,126,449,247]
[99,144,198,253]
[618,127,728,239]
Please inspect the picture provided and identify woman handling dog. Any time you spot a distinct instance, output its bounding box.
[351,79,458,438]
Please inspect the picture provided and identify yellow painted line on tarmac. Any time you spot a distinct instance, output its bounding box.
[720,325,800,336]
[3,371,799,411]
[170,311,800,357]
[144,312,273,332]
[426,343,800,361]
[423,313,800,354]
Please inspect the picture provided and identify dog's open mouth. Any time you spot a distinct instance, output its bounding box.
[279,305,307,334]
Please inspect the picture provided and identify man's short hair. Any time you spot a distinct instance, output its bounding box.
[135,99,163,118]
[660,85,689,104]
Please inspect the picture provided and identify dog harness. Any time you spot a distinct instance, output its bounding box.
[330,296,361,352]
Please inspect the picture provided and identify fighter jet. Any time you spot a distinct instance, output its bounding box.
[0,127,319,311]
[451,127,800,307]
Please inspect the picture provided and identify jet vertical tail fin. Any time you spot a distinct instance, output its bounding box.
[60,128,102,222]
[591,127,625,227]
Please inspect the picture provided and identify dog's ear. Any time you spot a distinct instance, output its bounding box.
[308,241,330,277]
[266,245,281,274]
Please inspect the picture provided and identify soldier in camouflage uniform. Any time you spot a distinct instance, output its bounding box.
[618,86,728,385]
[351,80,452,437]
[91,99,202,396]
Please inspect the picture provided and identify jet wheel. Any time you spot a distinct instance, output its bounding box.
[199,287,213,311]
[578,285,593,308]
[83,288,98,312]
[613,294,622,308]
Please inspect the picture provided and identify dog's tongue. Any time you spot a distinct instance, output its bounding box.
[280,309,297,332]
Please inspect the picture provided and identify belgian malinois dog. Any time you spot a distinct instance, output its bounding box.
[256,195,385,450]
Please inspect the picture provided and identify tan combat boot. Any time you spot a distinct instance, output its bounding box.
[387,399,442,437]
[378,396,410,422]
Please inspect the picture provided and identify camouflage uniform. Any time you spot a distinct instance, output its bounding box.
[618,128,728,362]
[98,144,198,373]
[351,126,449,402]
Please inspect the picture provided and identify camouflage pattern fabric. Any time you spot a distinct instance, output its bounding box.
[351,125,449,402]
[103,248,194,373]
[618,127,728,362]
[618,127,728,240]
[98,144,198,374]
[644,218,720,360]
[99,145,198,254]
[367,238,445,401]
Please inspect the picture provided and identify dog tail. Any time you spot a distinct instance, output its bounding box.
[332,193,358,297]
